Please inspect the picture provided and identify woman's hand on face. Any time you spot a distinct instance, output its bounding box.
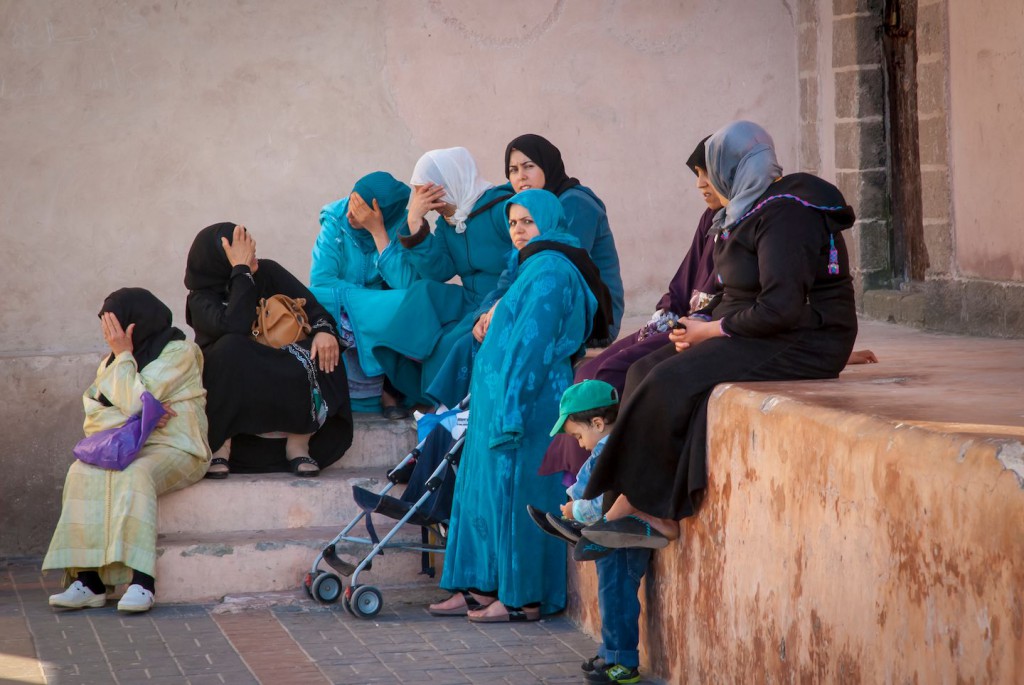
[101,312,134,356]
[222,224,257,271]
[407,183,449,229]
[155,403,177,430]
[670,318,725,353]
[349,194,386,235]
[309,332,340,373]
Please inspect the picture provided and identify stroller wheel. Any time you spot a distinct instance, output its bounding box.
[311,572,343,604]
[303,570,323,599]
[349,585,383,619]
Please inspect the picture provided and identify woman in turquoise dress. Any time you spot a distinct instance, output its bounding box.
[371,147,514,405]
[309,172,416,417]
[429,189,598,621]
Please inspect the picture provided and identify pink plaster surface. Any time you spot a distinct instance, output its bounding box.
[949,0,1024,280]
[569,319,1024,683]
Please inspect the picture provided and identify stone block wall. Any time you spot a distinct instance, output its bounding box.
[830,0,891,293]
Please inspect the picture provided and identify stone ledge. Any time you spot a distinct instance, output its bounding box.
[862,280,1024,337]
[567,320,1024,684]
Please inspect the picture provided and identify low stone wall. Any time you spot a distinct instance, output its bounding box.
[0,353,97,559]
[568,383,1024,684]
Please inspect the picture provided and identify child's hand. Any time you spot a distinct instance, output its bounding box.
[560,502,574,520]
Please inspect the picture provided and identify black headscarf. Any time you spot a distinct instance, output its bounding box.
[504,134,581,197]
[97,288,186,405]
[184,222,239,292]
[686,135,711,176]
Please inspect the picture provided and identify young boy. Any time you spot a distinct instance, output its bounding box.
[543,380,649,685]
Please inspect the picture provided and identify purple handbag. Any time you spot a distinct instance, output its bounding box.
[73,391,166,470]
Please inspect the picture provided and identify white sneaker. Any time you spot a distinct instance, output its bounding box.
[117,584,155,612]
[49,580,106,609]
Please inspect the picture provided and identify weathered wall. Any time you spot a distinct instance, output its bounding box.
[569,383,1024,684]
[947,0,1024,282]
[821,0,1024,336]
[0,0,800,556]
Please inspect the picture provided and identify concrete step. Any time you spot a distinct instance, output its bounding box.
[156,523,440,604]
[158,466,402,534]
[154,412,431,604]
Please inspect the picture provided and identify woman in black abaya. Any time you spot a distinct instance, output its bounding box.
[184,222,353,477]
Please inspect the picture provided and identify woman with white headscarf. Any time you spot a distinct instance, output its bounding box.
[578,121,859,549]
[372,147,515,404]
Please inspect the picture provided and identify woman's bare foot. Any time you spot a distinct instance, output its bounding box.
[467,600,540,623]
[631,511,680,540]
[428,591,495,616]
[285,433,318,475]
[206,439,231,478]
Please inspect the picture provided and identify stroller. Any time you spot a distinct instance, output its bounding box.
[303,395,469,618]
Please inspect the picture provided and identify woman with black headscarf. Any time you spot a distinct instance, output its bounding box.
[500,134,623,341]
[44,288,210,613]
[579,121,859,549]
[184,222,353,477]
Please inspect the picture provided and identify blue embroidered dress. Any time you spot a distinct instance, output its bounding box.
[440,190,597,614]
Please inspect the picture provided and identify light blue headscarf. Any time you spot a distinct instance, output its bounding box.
[320,171,411,252]
[504,188,569,238]
[705,121,783,235]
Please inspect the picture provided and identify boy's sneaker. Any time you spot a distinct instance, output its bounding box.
[585,663,641,683]
[49,581,106,609]
[581,655,607,673]
[545,513,585,543]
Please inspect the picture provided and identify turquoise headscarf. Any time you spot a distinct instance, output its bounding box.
[504,188,568,239]
[322,171,411,252]
[705,121,783,235]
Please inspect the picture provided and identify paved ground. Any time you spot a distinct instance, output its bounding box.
[0,558,650,685]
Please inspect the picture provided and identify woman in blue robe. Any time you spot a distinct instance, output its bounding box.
[309,172,416,416]
[429,189,598,621]
[371,148,515,404]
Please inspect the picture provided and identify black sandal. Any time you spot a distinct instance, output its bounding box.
[288,455,320,477]
[204,457,230,479]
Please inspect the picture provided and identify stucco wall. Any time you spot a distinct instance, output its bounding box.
[569,383,1024,684]
[948,0,1024,282]
[0,0,799,556]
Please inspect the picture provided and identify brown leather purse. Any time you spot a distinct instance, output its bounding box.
[251,295,312,348]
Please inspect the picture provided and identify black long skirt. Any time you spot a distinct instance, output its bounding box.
[202,334,353,473]
[583,326,856,520]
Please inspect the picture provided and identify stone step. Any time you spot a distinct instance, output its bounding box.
[158,466,403,535]
[156,523,441,604]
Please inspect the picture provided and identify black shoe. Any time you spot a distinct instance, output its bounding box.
[526,505,577,545]
[580,515,669,550]
[581,655,607,673]
[545,513,585,543]
[572,538,614,561]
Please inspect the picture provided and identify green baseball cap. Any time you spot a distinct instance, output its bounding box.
[549,380,619,437]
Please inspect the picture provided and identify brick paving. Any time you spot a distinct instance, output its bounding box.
[0,559,640,685]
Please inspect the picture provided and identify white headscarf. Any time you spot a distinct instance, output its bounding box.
[410,147,495,233]
[705,121,783,235]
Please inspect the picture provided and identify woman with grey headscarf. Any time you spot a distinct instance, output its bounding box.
[578,121,859,549]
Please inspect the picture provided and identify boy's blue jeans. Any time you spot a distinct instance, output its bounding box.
[595,546,652,668]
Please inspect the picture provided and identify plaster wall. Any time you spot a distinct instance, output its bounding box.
[0,0,800,556]
[948,0,1024,281]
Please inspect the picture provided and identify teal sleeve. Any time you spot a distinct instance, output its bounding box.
[401,217,458,282]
